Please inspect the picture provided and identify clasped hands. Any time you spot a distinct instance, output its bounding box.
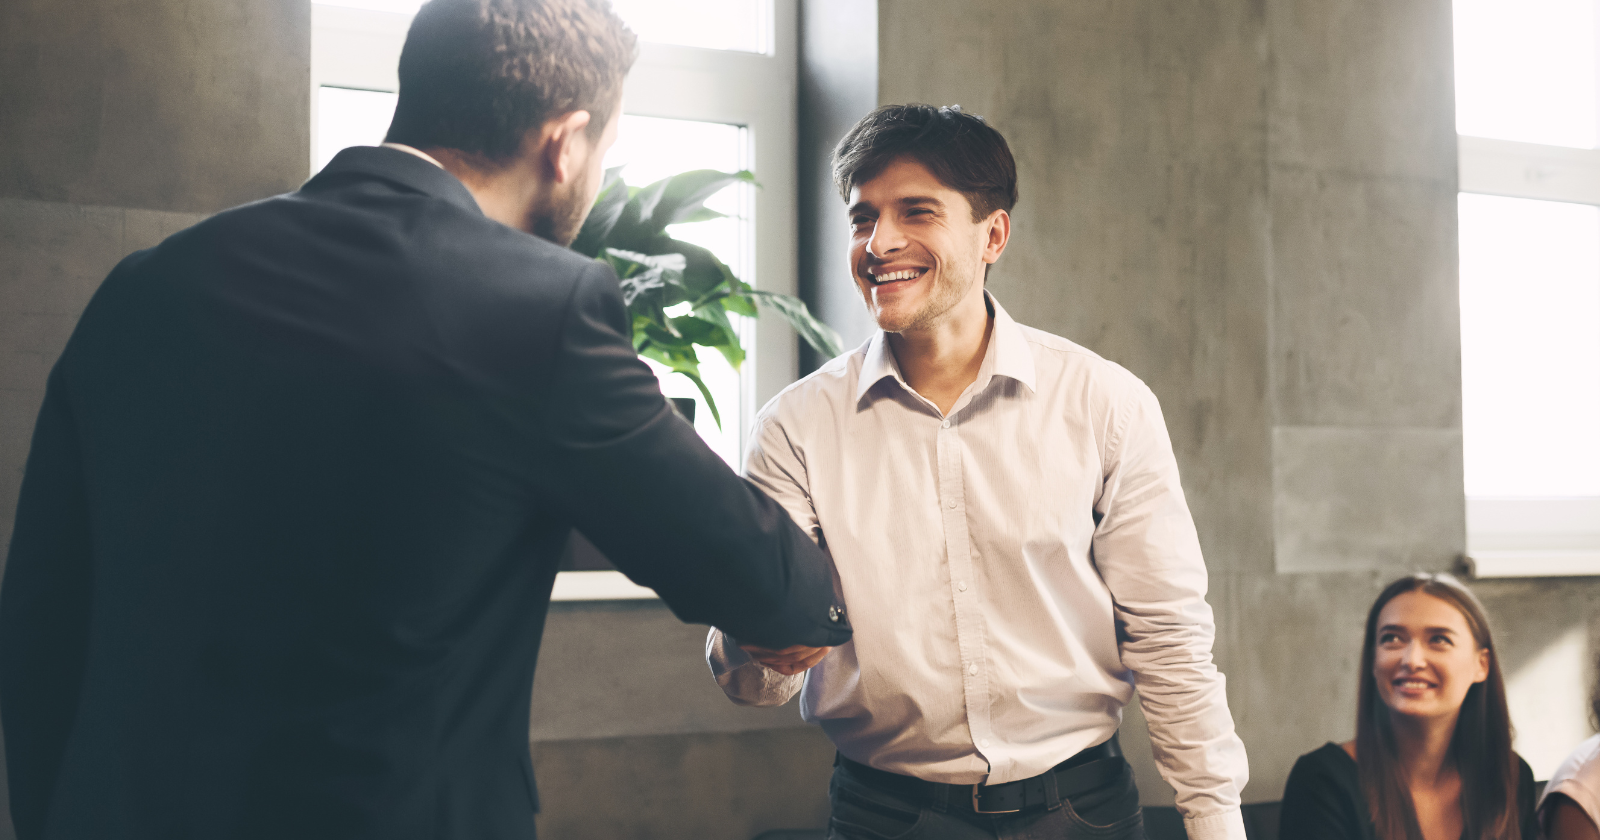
[738,642,832,676]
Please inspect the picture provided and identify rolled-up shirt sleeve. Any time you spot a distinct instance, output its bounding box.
[1092,377,1249,840]
[705,627,805,707]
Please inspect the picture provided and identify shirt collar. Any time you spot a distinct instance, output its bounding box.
[853,291,1037,405]
[304,146,482,217]
[379,141,446,169]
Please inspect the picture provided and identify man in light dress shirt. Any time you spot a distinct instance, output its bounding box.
[706,104,1250,839]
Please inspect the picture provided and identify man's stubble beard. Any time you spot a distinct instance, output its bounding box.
[531,168,596,247]
[871,257,982,335]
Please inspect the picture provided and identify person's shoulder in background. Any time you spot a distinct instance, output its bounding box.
[1279,742,1372,840]
[1540,733,1600,840]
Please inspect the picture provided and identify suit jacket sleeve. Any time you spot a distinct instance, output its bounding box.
[0,364,95,840]
[541,262,850,650]
[702,410,824,707]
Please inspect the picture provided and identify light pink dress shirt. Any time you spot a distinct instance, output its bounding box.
[707,294,1248,840]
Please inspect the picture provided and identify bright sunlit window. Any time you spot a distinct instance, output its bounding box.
[315,87,397,172]
[1454,0,1600,578]
[604,115,751,464]
[1459,193,1600,498]
[1454,0,1598,148]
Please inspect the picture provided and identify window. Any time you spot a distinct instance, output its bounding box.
[1454,0,1600,577]
[311,0,800,597]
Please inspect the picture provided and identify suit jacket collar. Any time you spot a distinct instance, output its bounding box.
[306,145,483,217]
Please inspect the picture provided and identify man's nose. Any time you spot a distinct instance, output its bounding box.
[867,216,907,258]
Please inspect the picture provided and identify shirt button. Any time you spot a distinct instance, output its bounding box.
[946,500,957,509]
[980,738,991,748]
[942,419,951,429]
[957,581,967,592]
[968,663,978,676]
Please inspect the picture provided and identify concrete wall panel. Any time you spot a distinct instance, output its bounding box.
[1269,168,1461,428]
[532,602,810,742]
[1266,0,1457,183]
[0,0,309,214]
[1272,426,1464,573]
[531,726,834,840]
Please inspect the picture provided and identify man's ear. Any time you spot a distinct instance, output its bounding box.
[981,209,1011,265]
[536,110,595,184]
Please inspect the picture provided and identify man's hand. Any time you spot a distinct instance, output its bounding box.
[738,643,832,676]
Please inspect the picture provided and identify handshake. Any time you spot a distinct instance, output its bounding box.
[738,642,833,676]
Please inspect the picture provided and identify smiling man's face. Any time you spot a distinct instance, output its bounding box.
[847,156,1005,334]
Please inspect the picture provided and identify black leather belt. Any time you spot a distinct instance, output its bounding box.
[838,734,1125,816]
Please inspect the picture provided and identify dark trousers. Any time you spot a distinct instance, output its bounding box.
[826,753,1145,840]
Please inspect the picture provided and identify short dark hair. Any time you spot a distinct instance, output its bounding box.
[385,0,637,161]
[832,104,1018,221]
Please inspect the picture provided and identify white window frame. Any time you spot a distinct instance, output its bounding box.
[1458,134,1600,578]
[310,2,801,599]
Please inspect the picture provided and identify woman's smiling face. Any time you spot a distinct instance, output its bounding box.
[1372,591,1491,722]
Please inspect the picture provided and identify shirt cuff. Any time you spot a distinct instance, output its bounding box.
[1183,808,1247,840]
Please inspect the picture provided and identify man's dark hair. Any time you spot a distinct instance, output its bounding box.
[385,0,636,161]
[832,104,1018,221]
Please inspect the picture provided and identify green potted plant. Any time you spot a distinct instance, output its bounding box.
[570,167,843,428]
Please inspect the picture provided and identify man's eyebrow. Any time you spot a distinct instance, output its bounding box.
[847,196,946,216]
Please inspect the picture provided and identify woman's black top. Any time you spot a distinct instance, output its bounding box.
[1279,742,1540,840]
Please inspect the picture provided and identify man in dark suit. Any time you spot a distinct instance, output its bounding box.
[0,1,850,838]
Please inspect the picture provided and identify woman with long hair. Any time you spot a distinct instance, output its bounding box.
[1538,648,1600,840]
[1278,573,1538,840]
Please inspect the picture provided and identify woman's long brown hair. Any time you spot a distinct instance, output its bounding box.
[1355,573,1521,840]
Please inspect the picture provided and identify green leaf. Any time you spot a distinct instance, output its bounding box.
[655,236,736,300]
[600,248,685,328]
[570,166,629,257]
[746,289,845,359]
[674,367,722,430]
[668,314,731,346]
[649,169,756,227]
[636,342,724,429]
[606,178,673,251]
[642,320,693,348]
[721,291,758,318]
[673,206,728,225]
[690,303,745,368]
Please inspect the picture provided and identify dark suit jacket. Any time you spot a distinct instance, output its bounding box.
[0,147,850,840]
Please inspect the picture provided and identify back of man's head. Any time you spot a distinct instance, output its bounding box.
[832,104,1018,221]
[385,0,637,162]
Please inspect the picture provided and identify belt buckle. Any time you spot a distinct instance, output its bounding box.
[971,782,1020,815]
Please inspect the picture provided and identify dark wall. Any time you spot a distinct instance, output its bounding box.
[0,0,309,214]
[796,0,879,370]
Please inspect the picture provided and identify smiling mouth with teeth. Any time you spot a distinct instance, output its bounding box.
[869,268,927,285]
